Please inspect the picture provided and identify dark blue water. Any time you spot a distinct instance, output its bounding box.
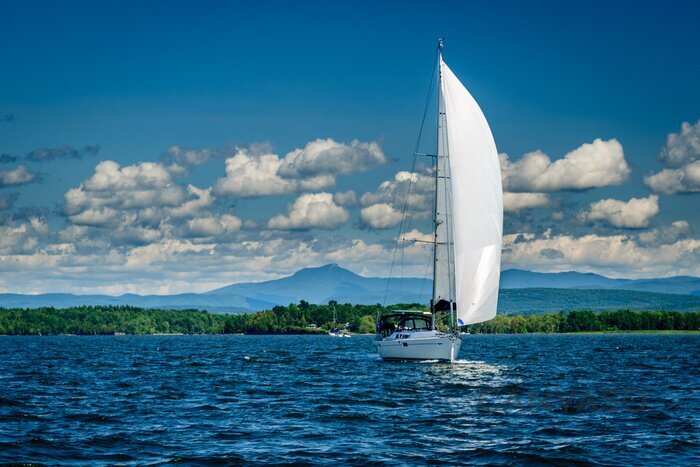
[1,335,698,465]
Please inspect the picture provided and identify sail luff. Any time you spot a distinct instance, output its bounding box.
[440,58,503,326]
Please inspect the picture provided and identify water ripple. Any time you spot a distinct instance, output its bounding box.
[0,334,698,464]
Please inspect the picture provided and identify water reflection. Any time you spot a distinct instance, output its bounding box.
[426,359,515,387]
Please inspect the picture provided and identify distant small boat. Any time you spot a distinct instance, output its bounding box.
[329,329,351,338]
[375,39,503,362]
[328,306,351,337]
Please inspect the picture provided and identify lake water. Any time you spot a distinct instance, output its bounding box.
[1,334,698,465]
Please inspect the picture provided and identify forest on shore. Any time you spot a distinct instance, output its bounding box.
[0,302,699,335]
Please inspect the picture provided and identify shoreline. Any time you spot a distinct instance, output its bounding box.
[2,330,698,337]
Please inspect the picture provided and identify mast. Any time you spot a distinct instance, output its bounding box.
[432,37,457,330]
[430,39,442,330]
[432,38,457,331]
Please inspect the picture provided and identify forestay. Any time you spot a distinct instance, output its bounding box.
[440,58,503,325]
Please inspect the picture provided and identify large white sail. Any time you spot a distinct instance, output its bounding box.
[440,58,503,326]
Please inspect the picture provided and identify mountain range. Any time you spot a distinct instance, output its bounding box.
[1,263,699,314]
[501,269,700,295]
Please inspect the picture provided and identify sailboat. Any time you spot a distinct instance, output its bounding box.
[375,39,503,362]
[329,306,351,337]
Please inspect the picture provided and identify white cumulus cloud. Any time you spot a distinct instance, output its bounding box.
[63,160,241,246]
[658,120,700,168]
[69,207,126,227]
[267,192,349,230]
[502,232,700,278]
[164,145,220,167]
[0,217,48,254]
[169,185,215,218]
[277,138,386,178]
[187,215,242,237]
[83,160,173,192]
[214,139,385,198]
[581,195,660,229]
[501,139,630,192]
[0,164,37,186]
[503,192,551,211]
[213,148,333,197]
[333,190,358,207]
[644,160,700,195]
[125,239,216,269]
[400,229,432,243]
[645,121,700,194]
[325,239,387,264]
[360,170,432,211]
[638,221,691,246]
[359,170,433,229]
[65,160,184,216]
[360,203,403,229]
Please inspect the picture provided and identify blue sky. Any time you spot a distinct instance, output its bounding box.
[1,0,699,294]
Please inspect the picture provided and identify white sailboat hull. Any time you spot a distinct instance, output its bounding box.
[375,333,461,362]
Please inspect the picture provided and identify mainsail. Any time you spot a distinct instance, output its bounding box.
[432,70,453,311]
[437,57,503,326]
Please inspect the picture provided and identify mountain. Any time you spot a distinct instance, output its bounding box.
[500,269,615,289]
[497,288,700,315]
[0,264,699,314]
[500,269,700,295]
[0,264,434,314]
[206,263,430,305]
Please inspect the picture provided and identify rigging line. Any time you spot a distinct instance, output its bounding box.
[404,152,437,248]
[401,166,420,238]
[418,241,432,304]
[383,47,439,308]
[382,153,418,307]
[400,238,405,301]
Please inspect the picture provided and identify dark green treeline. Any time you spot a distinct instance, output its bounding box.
[0,301,391,336]
[465,309,700,333]
[0,304,698,335]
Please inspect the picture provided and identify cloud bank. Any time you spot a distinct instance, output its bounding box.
[0,126,698,295]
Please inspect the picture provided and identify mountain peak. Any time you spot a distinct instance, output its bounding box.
[291,263,357,279]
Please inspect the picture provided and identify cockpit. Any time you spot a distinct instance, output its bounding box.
[376,311,433,339]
